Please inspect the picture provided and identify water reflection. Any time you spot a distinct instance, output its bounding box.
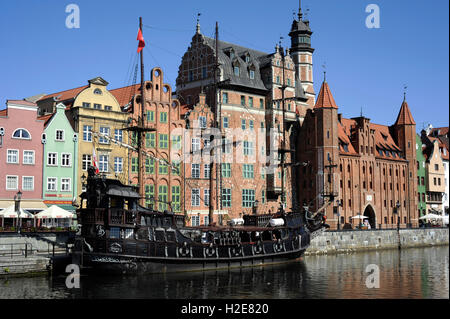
[0,246,448,299]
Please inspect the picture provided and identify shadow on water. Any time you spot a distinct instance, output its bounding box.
[1,246,448,299]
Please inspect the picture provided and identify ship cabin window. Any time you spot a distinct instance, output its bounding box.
[155,229,165,242]
[124,229,134,239]
[166,230,176,242]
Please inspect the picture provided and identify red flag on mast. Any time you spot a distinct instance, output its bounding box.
[137,29,145,53]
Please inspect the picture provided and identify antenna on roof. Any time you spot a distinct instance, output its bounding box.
[360,106,363,118]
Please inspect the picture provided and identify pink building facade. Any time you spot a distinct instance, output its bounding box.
[0,100,47,212]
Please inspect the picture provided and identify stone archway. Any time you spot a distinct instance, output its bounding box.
[363,204,376,229]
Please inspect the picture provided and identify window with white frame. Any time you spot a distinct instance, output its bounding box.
[61,178,71,192]
[22,176,34,191]
[99,155,109,172]
[47,177,57,191]
[204,164,210,179]
[6,176,18,190]
[114,129,123,142]
[99,127,110,144]
[82,154,91,170]
[198,116,207,129]
[114,157,123,173]
[204,189,210,207]
[12,129,30,139]
[47,152,58,166]
[192,164,200,179]
[83,125,92,142]
[23,150,35,165]
[7,149,19,163]
[55,129,65,141]
[191,215,200,226]
[192,138,200,152]
[192,189,200,206]
[61,153,71,167]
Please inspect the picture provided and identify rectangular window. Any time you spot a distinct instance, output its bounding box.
[159,134,168,149]
[198,116,207,129]
[82,154,91,171]
[221,163,231,178]
[83,125,92,142]
[82,102,90,108]
[145,184,154,208]
[99,127,110,144]
[192,164,200,179]
[47,152,58,166]
[94,103,102,109]
[202,67,207,79]
[192,138,200,152]
[241,119,246,130]
[204,189,210,207]
[260,99,264,109]
[146,110,155,123]
[222,138,231,154]
[6,176,18,190]
[223,117,229,128]
[7,150,19,164]
[249,97,254,107]
[191,189,200,207]
[243,164,254,179]
[249,70,255,80]
[104,105,112,111]
[47,177,57,191]
[222,188,232,208]
[23,150,35,165]
[146,132,156,148]
[22,176,34,191]
[99,155,109,172]
[191,215,200,226]
[55,130,64,141]
[242,189,255,208]
[131,157,138,173]
[244,141,254,155]
[145,158,155,174]
[114,157,123,173]
[159,162,168,175]
[172,161,180,176]
[172,186,181,212]
[172,135,182,151]
[262,189,266,204]
[114,129,123,142]
[158,185,168,212]
[61,178,71,192]
[61,153,71,167]
[222,92,228,104]
[234,66,240,76]
[241,96,246,106]
[204,164,210,179]
[160,112,168,123]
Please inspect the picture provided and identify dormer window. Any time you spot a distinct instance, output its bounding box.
[249,70,255,79]
[234,66,240,76]
[12,128,30,139]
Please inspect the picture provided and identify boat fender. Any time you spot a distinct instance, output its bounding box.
[231,244,242,256]
[274,240,283,252]
[206,244,215,257]
[178,242,190,257]
[253,241,263,254]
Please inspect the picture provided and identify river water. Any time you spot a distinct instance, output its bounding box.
[0,246,448,299]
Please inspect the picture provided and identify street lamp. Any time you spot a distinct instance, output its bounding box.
[252,200,259,215]
[334,200,342,230]
[14,190,22,234]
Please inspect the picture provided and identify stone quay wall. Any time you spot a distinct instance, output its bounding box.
[305,228,449,256]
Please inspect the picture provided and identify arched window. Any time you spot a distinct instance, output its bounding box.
[93,88,102,95]
[12,128,31,139]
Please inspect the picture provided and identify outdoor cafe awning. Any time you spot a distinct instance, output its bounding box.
[0,200,47,211]
[0,205,34,218]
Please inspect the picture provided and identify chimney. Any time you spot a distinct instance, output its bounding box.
[338,113,342,123]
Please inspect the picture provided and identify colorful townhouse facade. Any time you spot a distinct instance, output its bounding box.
[416,134,427,218]
[41,103,79,212]
[37,77,130,200]
[0,100,47,213]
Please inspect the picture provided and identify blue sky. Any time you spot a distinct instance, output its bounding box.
[0,0,448,130]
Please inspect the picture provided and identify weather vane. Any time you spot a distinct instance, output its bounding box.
[403,84,408,100]
[322,62,327,81]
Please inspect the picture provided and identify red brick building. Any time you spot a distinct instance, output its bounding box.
[297,79,419,229]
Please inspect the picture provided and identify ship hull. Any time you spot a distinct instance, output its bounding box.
[72,248,306,275]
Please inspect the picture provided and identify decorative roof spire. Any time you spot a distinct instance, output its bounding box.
[196,13,201,34]
[315,79,338,109]
[298,0,303,20]
[394,95,416,126]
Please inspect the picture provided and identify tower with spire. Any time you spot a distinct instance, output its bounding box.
[289,0,315,109]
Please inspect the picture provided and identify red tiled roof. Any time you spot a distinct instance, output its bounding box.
[394,100,416,125]
[428,136,449,161]
[110,84,140,108]
[429,127,449,137]
[0,109,7,116]
[37,113,54,126]
[38,85,88,103]
[315,81,338,109]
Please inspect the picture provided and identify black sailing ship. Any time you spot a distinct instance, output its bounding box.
[71,18,332,275]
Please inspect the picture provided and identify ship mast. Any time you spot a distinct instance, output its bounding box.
[138,17,146,206]
[280,40,288,213]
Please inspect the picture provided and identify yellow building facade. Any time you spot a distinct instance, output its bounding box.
[67,77,130,195]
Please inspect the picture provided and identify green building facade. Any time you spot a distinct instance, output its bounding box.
[42,103,78,212]
[416,134,427,218]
